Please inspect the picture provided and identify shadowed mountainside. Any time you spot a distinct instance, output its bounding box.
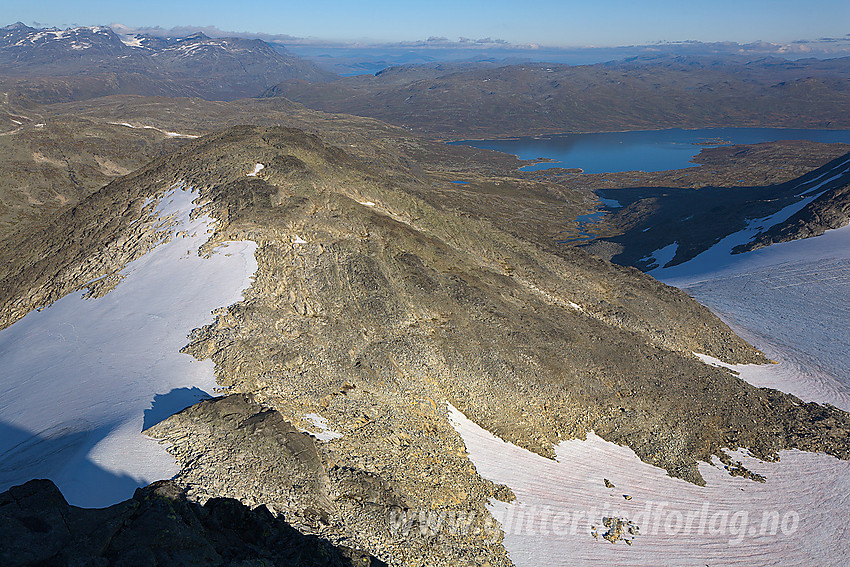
[584,150,850,269]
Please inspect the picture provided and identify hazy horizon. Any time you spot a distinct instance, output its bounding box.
[4,20,850,70]
[4,0,848,49]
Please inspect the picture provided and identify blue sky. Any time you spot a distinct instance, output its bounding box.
[5,0,848,47]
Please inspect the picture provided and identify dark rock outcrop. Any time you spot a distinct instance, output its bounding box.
[145,394,509,566]
[734,163,850,252]
[0,478,384,566]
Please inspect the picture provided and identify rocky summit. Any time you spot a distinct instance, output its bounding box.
[3,122,849,565]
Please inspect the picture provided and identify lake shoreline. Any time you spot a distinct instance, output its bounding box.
[450,127,850,174]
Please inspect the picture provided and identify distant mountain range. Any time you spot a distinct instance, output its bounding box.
[281,38,850,76]
[0,23,336,102]
[101,24,850,76]
[262,55,850,138]
[5,21,850,139]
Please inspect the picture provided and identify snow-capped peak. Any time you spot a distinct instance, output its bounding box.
[1,24,124,50]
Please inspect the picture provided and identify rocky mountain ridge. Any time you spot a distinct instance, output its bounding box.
[3,122,850,564]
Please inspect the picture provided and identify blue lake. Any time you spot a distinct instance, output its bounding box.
[450,128,850,174]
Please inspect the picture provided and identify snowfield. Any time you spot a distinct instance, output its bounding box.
[449,405,850,566]
[449,218,850,564]
[0,186,257,507]
[657,222,850,400]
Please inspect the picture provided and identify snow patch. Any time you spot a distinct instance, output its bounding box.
[0,185,258,507]
[118,34,144,48]
[247,163,265,177]
[692,350,850,411]
[108,122,198,139]
[652,221,850,394]
[796,156,850,196]
[300,413,343,442]
[162,130,197,138]
[641,241,678,270]
[652,170,850,282]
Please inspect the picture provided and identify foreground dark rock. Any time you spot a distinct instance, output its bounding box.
[0,478,384,566]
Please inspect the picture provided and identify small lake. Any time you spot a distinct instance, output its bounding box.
[450,128,850,173]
